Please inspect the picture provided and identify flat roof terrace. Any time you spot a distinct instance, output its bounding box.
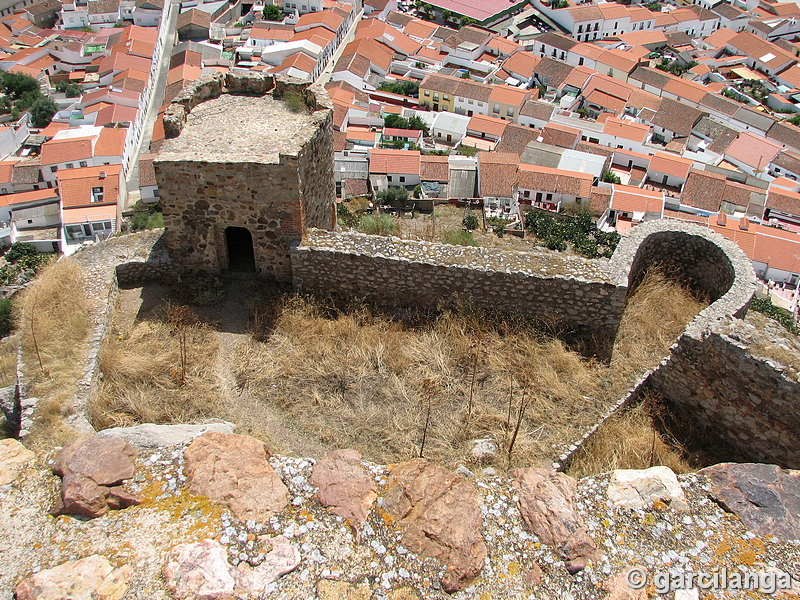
[156,93,322,165]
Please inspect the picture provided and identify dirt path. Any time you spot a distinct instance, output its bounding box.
[116,281,328,459]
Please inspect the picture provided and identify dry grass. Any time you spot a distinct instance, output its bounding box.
[606,267,708,396]
[235,295,606,469]
[0,333,18,388]
[566,394,692,479]
[90,307,221,429]
[567,267,709,477]
[20,259,91,449]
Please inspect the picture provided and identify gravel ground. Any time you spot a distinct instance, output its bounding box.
[2,445,799,600]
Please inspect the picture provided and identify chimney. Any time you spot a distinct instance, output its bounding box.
[739,217,750,230]
[716,213,727,226]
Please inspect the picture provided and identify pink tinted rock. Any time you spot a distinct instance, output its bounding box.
[310,449,377,528]
[383,458,486,593]
[184,431,289,522]
[15,555,132,600]
[511,467,599,573]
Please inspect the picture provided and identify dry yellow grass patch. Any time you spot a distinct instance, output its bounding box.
[0,333,18,388]
[567,395,692,479]
[90,307,221,429]
[20,259,91,449]
[235,296,604,469]
[567,267,708,477]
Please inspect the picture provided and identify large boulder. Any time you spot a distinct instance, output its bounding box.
[511,467,599,574]
[701,463,800,541]
[0,438,36,485]
[310,449,376,528]
[163,537,299,599]
[184,431,289,522]
[607,466,689,511]
[382,458,486,593]
[14,555,132,600]
[51,436,139,518]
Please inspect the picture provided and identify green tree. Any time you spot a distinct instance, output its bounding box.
[4,242,38,264]
[384,113,409,129]
[460,16,477,26]
[441,9,453,21]
[407,115,429,134]
[29,97,57,128]
[601,170,621,184]
[789,114,800,126]
[644,2,661,10]
[462,212,479,230]
[377,186,410,205]
[263,4,283,20]
[1,72,39,99]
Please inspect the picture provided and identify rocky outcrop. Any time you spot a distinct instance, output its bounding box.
[51,436,139,518]
[184,431,289,522]
[14,555,131,600]
[310,449,376,529]
[163,537,300,599]
[97,421,235,449]
[382,459,486,593]
[701,462,800,541]
[512,467,599,574]
[607,466,689,511]
[0,438,35,485]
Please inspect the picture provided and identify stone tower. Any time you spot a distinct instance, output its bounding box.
[154,73,335,281]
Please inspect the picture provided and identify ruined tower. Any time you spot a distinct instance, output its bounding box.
[154,74,335,281]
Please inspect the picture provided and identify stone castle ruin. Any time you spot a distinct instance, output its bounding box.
[154,74,335,280]
[146,74,799,469]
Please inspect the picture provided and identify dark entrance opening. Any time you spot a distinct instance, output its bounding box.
[225,226,256,273]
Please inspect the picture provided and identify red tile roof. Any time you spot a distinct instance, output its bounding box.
[610,185,664,214]
[368,148,420,175]
[57,164,121,208]
[39,137,94,166]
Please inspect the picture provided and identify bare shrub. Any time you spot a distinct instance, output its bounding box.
[90,308,220,429]
[234,295,603,468]
[19,259,91,449]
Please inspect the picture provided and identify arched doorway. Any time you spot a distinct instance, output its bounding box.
[225,226,256,273]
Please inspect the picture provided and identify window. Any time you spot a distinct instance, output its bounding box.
[493,104,500,113]
[50,166,57,173]
[433,93,439,101]
[302,4,306,8]
[546,193,553,201]
[399,176,405,182]
[424,90,430,96]
[443,94,449,101]
[468,99,473,105]
[594,23,598,30]
[387,175,393,182]
[79,160,87,168]
[477,102,483,107]
[507,107,514,117]
[578,57,584,66]
[91,186,104,203]
[577,24,583,33]
[65,163,74,169]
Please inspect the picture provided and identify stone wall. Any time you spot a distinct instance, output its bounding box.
[155,74,335,281]
[292,229,628,342]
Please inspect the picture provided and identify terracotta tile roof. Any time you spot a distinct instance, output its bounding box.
[724,131,782,170]
[502,50,540,78]
[342,178,369,199]
[568,4,603,22]
[520,100,553,121]
[57,164,121,208]
[649,98,706,137]
[495,123,538,157]
[681,169,764,212]
[0,159,15,184]
[368,148,420,175]
[535,32,577,52]
[0,188,58,207]
[138,153,157,187]
[334,53,371,78]
[467,114,508,138]
[772,150,800,175]
[534,57,574,89]
[517,163,593,198]
[176,8,211,30]
[97,52,152,77]
[488,85,529,107]
[342,38,394,72]
[296,9,345,32]
[402,18,438,40]
[94,127,127,157]
[420,154,448,181]
[767,188,800,216]
[589,186,611,215]
[576,140,614,158]
[39,136,94,166]
[386,11,413,28]
[647,151,692,179]
[610,185,664,214]
[487,36,521,55]
[699,92,740,117]
[692,117,738,154]
[585,89,626,114]
[270,51,317,75]
[12,159,40,185]
[249,24,294,41]
[540,123,580,149]
[728,31,797,71]
[767,120,800,152]
[603,117,650,143]
[442,25,493,49]
[478,152,518,198]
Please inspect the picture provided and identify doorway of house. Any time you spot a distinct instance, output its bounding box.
[225,226,256,273]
